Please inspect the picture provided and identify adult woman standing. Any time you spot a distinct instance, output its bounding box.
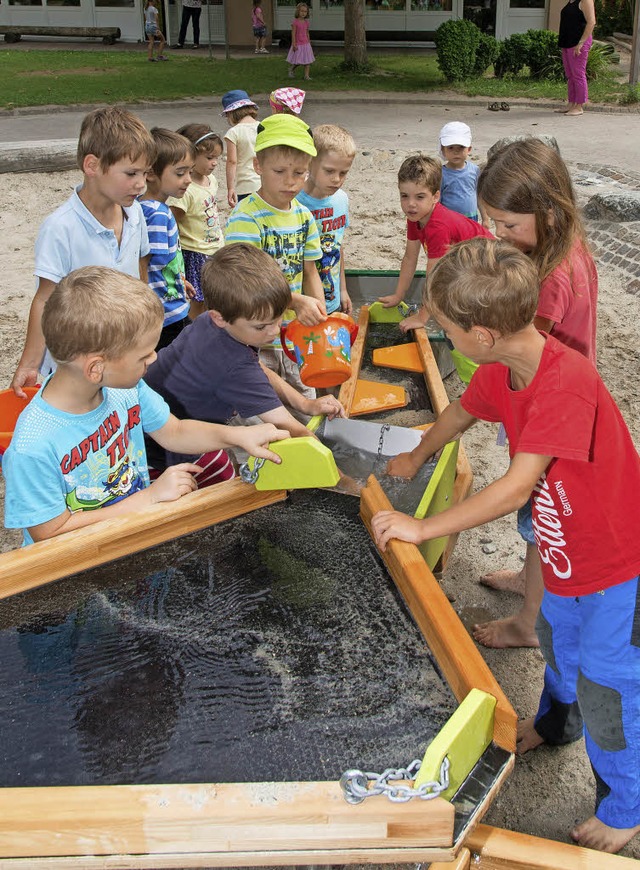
[557,0,596,116]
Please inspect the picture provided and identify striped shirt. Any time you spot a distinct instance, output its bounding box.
[139,198,189,326]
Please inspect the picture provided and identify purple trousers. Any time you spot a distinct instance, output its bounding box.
[562,38,592,105]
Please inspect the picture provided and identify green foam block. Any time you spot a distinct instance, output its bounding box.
[414,688,496,801]
[249,436,340,491]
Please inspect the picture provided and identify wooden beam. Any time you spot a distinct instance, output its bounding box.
[360,476,517,753]
[0,781,454,861]
[338,306,370,417]
[0,480,286,601]
[429,846,471,870]
[466,824,639,869]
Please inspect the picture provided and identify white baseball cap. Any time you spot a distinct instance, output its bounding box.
[439,121,472,155]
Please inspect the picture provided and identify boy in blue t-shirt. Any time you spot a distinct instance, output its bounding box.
[2,267,288,546]
[297,124,356,316]
[438,121,489,228]
[139,127,197,350]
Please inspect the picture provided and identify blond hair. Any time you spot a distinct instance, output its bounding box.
[398,154,441,195]
[176,123,224,156]
[43,267,163,363]
[149,127,196,177]
[427,238,539,335]
[77,106,156,171]
[202,245,291,322]
[312,124,356,159]
[294,2,309,17]
[477,138,586,282]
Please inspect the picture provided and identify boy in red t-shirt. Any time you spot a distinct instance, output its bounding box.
[378,154,492,331]
[373,237,640,856]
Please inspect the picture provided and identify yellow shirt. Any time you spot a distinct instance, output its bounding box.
[167,175,223,255]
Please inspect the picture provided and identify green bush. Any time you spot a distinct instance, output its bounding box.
[586,41,616,79]
[618,83,640,104]
[525,29,564,80]
[474,32,500,76]
[494,32,532,78]
[594,0,632,37]
[434,19,482,81]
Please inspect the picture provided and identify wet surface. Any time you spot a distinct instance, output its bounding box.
[0,490,456,788]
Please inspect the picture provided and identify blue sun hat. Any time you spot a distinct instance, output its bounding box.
[220,89,258,115]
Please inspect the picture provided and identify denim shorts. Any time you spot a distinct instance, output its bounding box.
[253,25,267,37]
[517,498,536,545]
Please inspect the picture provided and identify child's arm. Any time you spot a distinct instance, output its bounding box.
[225,139,239,209]
[169,204,186,223]
[534,314,555,334]
[290,22,297,50]
[378,238,420,307]
[11,277,56,397]
[293,260,326,325]
[139,254,150,284]
[339,250,352,315]
[373,451,551,552]
[259,362,345,423]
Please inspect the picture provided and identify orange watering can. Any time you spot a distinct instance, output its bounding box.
[281,312,359,389]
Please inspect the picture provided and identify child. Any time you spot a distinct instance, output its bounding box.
[10,106,154,399]
[297,124,356,316]
[144,243,345,476]
[221,89,261,209]
[438,121,489,227]
[167,124,224,319]
[225,113,324,395]
[471,137,599,650]
[378,154,492,330]
[269,87,306,116]
[287,3,314,81]
[374,237,640,856]
[139,127,196,350]
[144,0,168,62]
[2,266,288,546]
[252,0,268,53]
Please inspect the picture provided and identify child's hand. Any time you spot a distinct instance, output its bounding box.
[185,280,197,300]
[233,423,290,463]
[399,312,427,334]
[378,293,403,309]
[340,290,353,316]
[227,189,238,208]
[386,451,421,479]
[293,295,327,326]
[371,509,425,552]
[148,463,200,504]
[11,366,40,399]
[306,395,345,419]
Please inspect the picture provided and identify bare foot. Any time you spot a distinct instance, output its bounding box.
[565,108,584,116]
[554,107,569,113]
[516,716,545,754]
[571,816,640,853]
[472,616,540,649]
[479,567,525,594]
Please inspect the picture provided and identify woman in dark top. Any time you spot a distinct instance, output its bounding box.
[557,0,596,116]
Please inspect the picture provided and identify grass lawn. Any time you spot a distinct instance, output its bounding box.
[0,48,626,109]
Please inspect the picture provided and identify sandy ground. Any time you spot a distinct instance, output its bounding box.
[1,145,640,865]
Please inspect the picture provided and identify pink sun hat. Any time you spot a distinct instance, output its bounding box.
[269,87,306,116]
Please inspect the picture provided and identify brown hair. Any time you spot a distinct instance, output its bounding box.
[227,105,259,126]
[77,106,155,171]
[427,238,539,335]
[149,127,196,177]
[477,138,586,282]
[43,267,163,363]
[201,244,291,322]
[312,124,357,159]
[398,154,441,195]
[176,123,223,155]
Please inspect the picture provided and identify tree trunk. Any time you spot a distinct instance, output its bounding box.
[344,0,368,69]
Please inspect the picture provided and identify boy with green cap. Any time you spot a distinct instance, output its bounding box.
[225,113,324,396]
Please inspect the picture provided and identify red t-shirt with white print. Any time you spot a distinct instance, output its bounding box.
[406,202,493,260]
[537,240,598,364]
[460,334,640,597]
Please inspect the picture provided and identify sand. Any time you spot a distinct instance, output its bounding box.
[1,151,640,863]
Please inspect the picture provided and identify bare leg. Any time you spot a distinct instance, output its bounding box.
[288,64,296,77]
[516,717,545,754]
[473,543,542,648]
[147,34,155,60]
[571,817,640,853]
[480,559,526,594]
[157,34,166,57]
[304,64,311,79]
[255,35,260,52]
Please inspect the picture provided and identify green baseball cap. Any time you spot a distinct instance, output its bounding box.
[255,114,317,157]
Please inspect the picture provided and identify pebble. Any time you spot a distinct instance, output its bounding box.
[482,543,497,554]
[479,536,493,544]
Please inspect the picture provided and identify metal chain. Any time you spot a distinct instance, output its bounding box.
[339,756,450,804]
[377,423,391,458]
[239,457,266,485]
[405,303,421,317]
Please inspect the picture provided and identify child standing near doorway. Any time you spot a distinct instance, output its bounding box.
[144,0,168,62]
[287,3,315,81]
[252,0,268,53]
[167,124,224,319]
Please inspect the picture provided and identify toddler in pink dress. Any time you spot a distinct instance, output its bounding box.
[287,3,315,80]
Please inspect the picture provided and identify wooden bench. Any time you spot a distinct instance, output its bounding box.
[0,25,121,44]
